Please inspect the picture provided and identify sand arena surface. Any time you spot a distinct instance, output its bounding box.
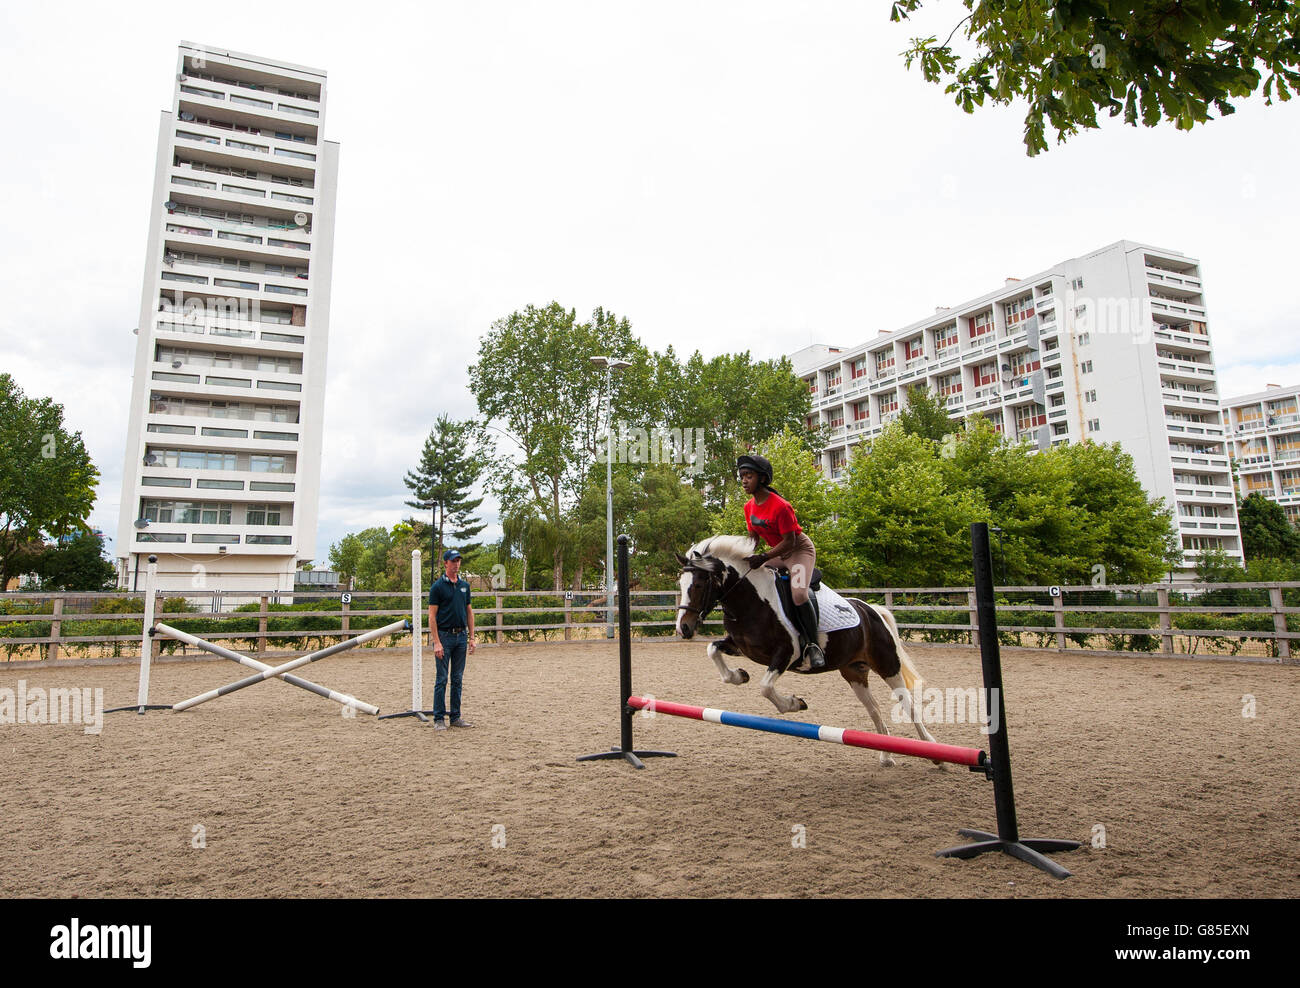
[1,639,1296,898]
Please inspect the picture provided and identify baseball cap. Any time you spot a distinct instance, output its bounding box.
[442,549,462,561]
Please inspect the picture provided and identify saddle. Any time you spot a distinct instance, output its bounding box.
[773,566,821,630]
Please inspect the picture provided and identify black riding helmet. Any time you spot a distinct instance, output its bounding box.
[735,453,773,487]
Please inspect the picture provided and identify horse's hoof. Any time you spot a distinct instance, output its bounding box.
[737,669,749,684]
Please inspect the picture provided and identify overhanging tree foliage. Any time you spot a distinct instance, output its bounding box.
[891,1,1300,155]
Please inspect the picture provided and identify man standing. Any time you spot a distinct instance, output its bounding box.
[428,548,476,731]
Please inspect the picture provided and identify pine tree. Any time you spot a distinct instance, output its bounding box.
[404,416,488,560]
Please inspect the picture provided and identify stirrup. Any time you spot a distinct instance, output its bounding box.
[802,642,826,671]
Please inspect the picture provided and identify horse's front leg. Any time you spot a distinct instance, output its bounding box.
[708,637,749,686]
[759,663,807,713]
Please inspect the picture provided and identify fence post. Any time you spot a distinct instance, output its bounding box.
[967,590,978,646]
[1271,586,1292,662]
[1157,587,1174,656]
[47,596,64,662]
[1053,592,1065,651]
[884,591,894,610]
[564,593,572,641]
[341,597,350,634]
[258,595,269,654]
[496,594,504,644]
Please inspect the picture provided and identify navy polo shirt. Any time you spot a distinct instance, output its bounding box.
[429,575,472,630]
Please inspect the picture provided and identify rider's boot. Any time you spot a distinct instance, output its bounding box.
[793,600,825,670]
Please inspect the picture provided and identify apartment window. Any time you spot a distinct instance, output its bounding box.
[1088,418,1100,432]
[142,500,233,525]
[1003,295,1035,329]
[147,448,236,471]
[246,535,292,545]
[850,357,867,379]
[1084,390,1097,403]
[246,503,285,526]
[1077,332,1091,346]
[147,423,196,435]
[253,430,298,441]
[250,454,292,473]
[873,350,895,376]
[201,427,248,438]
[1070,277,1084,291]
[141,477,191,488]
[197,480,244,490]
[250,481,295,492]
[968,311,994,341]
[879,391,899,414]
[933,323,958,354]
[1080,360,1093,374]
[903,337,924,361]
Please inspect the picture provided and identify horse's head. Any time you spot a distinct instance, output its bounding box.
[674,549,728,639]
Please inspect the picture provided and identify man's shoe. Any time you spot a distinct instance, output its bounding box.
[450,717,474,728]
[431,720,448,731]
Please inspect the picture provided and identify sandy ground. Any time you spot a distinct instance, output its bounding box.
[1,640,1296,898]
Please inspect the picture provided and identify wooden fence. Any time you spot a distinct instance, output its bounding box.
[1,583,1296,665]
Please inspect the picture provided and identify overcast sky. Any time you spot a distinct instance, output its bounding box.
[2,1,1296,566]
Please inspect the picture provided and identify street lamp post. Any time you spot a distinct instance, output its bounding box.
[591,355,632,639]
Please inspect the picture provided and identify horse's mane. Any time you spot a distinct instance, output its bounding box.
[688,534,760,566]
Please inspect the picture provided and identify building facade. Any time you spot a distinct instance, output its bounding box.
[1223,384,1300,521]
[790,240,1241,570]
[116,44,338,592]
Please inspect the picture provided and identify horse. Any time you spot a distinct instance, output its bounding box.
[674,534,941,767]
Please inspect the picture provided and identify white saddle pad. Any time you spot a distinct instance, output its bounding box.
[815,585,861,632]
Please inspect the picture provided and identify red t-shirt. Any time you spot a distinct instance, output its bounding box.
[744,492,801,548]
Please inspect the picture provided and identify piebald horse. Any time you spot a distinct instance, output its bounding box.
[675,535,940,767]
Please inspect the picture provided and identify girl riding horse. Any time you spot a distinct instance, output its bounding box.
[736,453,824,671]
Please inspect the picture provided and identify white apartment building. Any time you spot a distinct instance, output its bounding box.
[1223,384,1300,521]
[790,240,1241,570]
[116,44,338,592]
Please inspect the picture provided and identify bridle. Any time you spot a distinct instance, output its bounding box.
[677,559,750,625]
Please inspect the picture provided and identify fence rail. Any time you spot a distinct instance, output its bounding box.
[2,583,1297,665]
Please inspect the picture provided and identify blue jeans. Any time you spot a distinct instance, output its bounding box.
[433,630,467,721]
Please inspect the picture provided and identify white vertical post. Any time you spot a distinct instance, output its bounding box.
[412,550,423,713]
[136,555,158,713]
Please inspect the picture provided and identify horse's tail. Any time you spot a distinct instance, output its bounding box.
[871,604,923,695]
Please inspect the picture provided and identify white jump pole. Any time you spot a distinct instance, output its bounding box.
[412,549,423,713]
[377,549,435,722]
[152,621,379,715]
[173,618,409,712]
[136,555,157,710]
[106,554,171,716]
